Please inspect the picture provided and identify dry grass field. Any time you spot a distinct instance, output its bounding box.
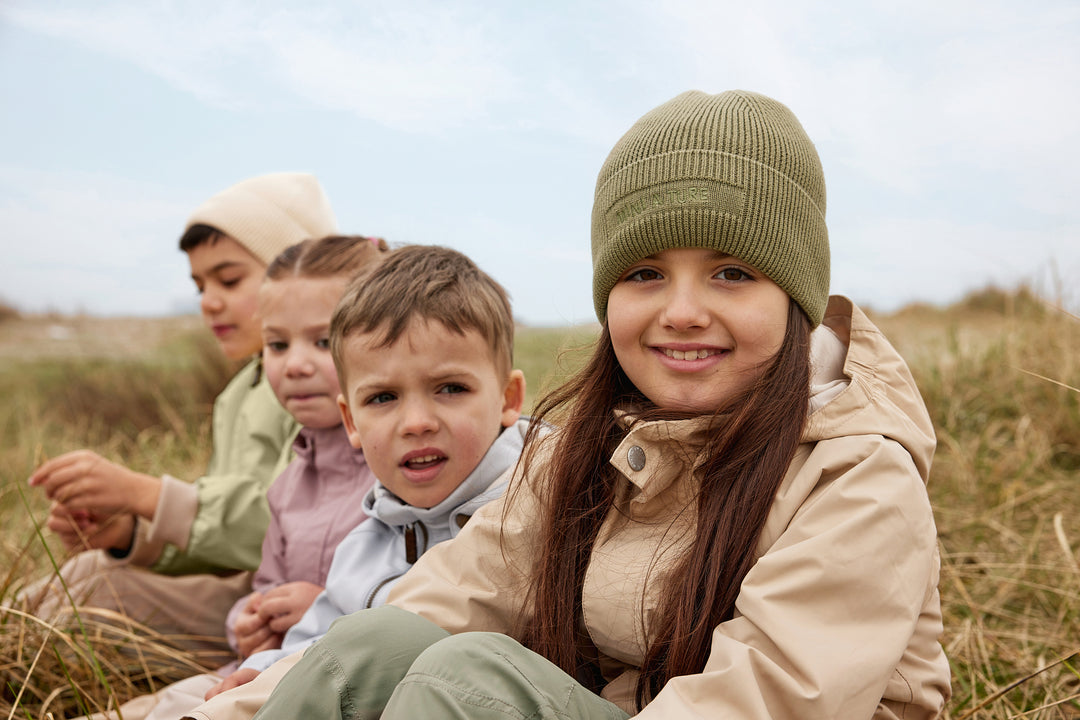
[1,287,1078,718]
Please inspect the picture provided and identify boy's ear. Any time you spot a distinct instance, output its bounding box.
[500,369,526,428]
[337,394,363,450]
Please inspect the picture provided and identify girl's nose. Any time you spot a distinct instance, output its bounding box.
[284,349,315,377]
[660,278,710,331]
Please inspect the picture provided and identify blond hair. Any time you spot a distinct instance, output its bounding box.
[330,245,514,389]
[265,235,389,281]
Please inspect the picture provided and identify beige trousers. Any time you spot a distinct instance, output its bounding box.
[184,651,304,720]
[78,671,223,720]
[19,549,251,660]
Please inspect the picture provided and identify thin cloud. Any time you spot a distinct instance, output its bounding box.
[3,1,520,131]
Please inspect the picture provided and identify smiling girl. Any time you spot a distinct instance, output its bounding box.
[236,91,951,720]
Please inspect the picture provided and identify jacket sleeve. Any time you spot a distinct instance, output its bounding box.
[635,437,945,720]
[223,472,296,652]
[150,362,298,575]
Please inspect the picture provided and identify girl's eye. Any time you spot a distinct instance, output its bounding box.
[625,268,662,282]
[368,391,396,405]
[438,383,468,395]
[265,341,288,353]
[716,267,750,282]
[315,337,331,350]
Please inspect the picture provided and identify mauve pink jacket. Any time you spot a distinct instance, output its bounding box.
[224,425,376,652]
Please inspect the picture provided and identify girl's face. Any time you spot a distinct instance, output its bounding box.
[186,235,266,360]
[259,276,348,429]
[607,247,790,413]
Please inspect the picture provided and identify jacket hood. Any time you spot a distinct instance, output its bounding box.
[362,417,530,531]
[614,296,935,487]
[805,296,936,484]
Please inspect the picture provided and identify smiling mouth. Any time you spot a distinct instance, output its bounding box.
[660,348,722,360]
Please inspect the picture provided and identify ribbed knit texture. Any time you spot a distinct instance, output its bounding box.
[591,90,829,326]
[185,172,339,264]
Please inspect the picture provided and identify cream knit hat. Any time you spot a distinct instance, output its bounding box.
[591,90,830,326]
[184,172,339,264]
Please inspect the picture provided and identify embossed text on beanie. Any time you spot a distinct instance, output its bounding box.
[608,180,745,229]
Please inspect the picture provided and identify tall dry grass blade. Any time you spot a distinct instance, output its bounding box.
[1013,367,1080,394]
[51,645,92,719]
[11,481,115,694]
[953,650,1080,720]
[1006,690,1080,718]
[1052,513,1080,574]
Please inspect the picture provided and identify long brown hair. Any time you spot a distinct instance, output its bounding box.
[518,300,812,710]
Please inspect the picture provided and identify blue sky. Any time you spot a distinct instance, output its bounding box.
[2,0,1077,325]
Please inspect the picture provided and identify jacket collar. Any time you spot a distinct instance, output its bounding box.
[361,416,529,529]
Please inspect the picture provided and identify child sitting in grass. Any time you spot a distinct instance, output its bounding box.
[186,243,530,719]
[78,234,387,720]
[24,173,337,657]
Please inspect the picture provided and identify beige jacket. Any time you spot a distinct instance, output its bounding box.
[386,296,950,719]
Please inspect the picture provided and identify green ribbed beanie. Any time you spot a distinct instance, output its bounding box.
[591,90,829,326]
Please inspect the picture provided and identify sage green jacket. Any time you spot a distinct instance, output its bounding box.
[123,359,299,575]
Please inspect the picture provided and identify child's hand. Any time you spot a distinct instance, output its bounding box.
[256,581,325,633]
[45,502,135,553]
[29,450,161,519]
[205,668,261,700]
[234,592,283,658]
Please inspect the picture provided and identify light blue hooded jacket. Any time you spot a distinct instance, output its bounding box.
[239,417,529,672]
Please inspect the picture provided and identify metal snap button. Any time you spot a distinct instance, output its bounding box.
[627,445,646,471]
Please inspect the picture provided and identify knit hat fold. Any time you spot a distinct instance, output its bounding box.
[185,172,339,265]
[591,90,830,326]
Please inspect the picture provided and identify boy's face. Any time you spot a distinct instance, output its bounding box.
[259,276,347,429]
[337,318,525,509]
[186,235,265,360]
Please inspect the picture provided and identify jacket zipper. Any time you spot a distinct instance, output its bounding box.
[364,521,430,608]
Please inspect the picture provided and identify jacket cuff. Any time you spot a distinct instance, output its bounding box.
[127,474,197,566]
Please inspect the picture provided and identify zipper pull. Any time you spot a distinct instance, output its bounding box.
[404,524,417,564]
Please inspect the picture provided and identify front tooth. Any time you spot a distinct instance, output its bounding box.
[411,454,438,464]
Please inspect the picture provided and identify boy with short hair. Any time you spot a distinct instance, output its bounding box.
[25,173,337,655]
[185,244,528,720]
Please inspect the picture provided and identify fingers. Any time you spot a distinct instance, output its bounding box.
[30,450,100,492]
[243,591,264,613]
[247,633,284,656]
[205,668,261,700]
[236,621,276,658]
[258,582,323,628]
[266,611,300,634]
[29,451,134,512]
[30,457,88,498]
[204,680,227,701]
[46,502,98,551]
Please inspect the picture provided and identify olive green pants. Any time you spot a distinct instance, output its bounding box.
[253,606,630,720]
